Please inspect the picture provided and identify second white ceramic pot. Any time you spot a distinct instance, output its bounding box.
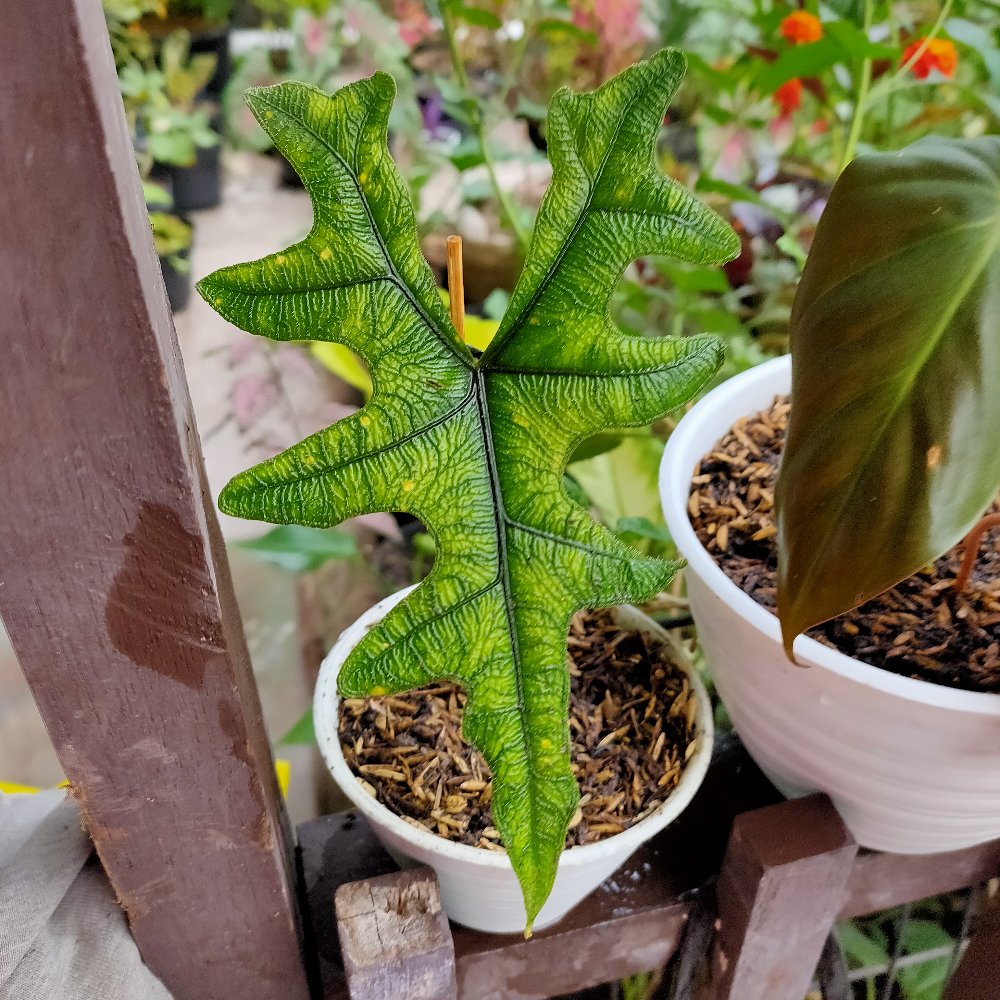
[314,586,714,934]
[660,354,1000,855]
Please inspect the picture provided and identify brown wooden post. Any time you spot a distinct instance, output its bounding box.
[703,793,858,1000]
[0,2,309,997]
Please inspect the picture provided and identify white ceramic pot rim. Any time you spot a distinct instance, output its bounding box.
[661,354,1000,718]
[315,586,715,869]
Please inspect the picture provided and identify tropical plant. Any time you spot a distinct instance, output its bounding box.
[117,29,219,168]
[165,0,230,19]
[775,134,1000,654]
[149,210,193,268]
[104,0,164,69]
[198,49,738,928]
[160,28,217,109]
[225,3,422,158]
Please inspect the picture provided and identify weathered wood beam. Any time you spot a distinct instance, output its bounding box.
[704,794,858,1000]
[0,2,308,995]
[336,867,457,1000]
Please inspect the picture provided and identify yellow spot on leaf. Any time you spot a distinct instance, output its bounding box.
[359,414,371,427]
[276,254,286,266]
[359,171,369,185]
[371,685,387,695]
[540,738,552,750]
[214,297,222,306]
[320,247,332,261]
[402,479,415,492]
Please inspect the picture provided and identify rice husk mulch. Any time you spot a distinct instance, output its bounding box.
[338,609,699,852]
[688,394,1000,693]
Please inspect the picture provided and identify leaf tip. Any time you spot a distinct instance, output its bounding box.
[194,273,218,308]
[648,45,687,78]
[780,626,799,664]
[217,478,242,518]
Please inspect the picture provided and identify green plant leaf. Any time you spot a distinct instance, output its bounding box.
[777,136,1000,654]
[836,920,891,970]
[570,436,667,531]
[311,342,373,399]
[198,51,737,930]
[236,524,357,572]
[569,431,625,463]
[752,38,846,93]
[897,919,953,1000]
[617,516,672,544]
[280,708,316,745]
[447,2,503,30]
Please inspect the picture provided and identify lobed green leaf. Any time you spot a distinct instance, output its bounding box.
[198,50,737,929]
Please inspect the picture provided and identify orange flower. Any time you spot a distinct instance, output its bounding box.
[901,37,958,79]
[780,11,823,45]
[773,78,803,116]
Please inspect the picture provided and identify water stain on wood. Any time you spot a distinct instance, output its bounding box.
[106,501,224,689]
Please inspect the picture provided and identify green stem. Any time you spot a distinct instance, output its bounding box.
[838,0,875,174]
[496,0,536,111]
[441,9,532,254]
[885,7,900,140]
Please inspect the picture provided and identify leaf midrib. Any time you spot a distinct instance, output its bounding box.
[472,367,548,851]
[481,97,629,365]
[251,87,472,370]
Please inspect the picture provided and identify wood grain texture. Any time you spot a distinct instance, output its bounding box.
[301,736,779,1000]
[943,891,1000,1000]
[840,841,1000,919]
[302,736,1000,1000]
[0,2,308,996]
[705,794,858,1000]
[337,867,457,1000]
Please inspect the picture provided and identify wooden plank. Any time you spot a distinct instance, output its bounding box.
[943,891,1000,1000]
[840,841,1000,919]
[336,867,457,1000]
[300,736,780,1000]
[0,2,308,996]
[301,735,1000,1000]
[702,794,858,1000]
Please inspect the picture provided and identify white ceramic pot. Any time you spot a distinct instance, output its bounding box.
[661,354,1000,854]
[314,586,714,935]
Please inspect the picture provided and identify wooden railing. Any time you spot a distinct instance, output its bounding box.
[1,3,996,998]
[297,736,1000,1000]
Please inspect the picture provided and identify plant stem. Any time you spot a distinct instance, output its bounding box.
[446,234,466,341]
[885,8,901,140]
[496,0,536,111]
[441,9,532,254]
[838,0,875,174]
[953,513,1000,593]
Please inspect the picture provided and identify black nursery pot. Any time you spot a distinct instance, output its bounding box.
[189,25,231,99]
[160,246,192,313]
[167,136,222,213]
